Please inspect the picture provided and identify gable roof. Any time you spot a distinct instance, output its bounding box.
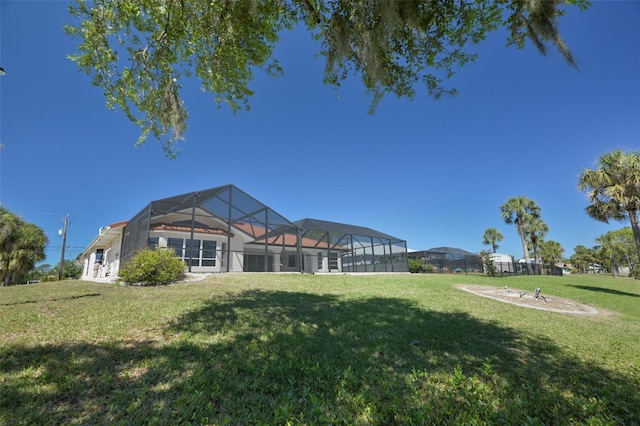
[77,221,128,260]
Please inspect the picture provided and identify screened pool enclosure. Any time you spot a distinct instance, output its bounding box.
[408,247,482,274]
[293,218,409,273]
[120,185,408,273]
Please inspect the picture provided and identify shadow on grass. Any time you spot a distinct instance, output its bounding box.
[0,292,101,307]
[568,285,640,298]
[2,290,638,424]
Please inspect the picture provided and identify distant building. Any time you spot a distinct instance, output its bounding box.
[490,253,516,273]
[555,262,573,275]
[408,247,482,273]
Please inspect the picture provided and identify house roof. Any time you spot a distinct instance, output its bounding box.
[150,223,232,236]
[108,220,128,229]
[234,222,344,250]
[77,221,128,260]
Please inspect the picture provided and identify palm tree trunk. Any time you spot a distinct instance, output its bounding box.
[518,225,533,274]
[629,210,640,278]
[611,256,617,278]
[532,242,541,275]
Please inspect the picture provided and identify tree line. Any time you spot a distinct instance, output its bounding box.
[571,228,638,277]
[481,197,564,275]
[0,208,83,285]
[483,149,640,278]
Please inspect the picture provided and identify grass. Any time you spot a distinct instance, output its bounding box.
[1,273,639,425]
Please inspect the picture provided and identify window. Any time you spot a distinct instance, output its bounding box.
[95,248,104,264]
[244,254,273,272]
[167,238,183,258]
[317,252,323,269]
[185,239,200,267]
[202,240,216,266]
[329,252,339,270]
[148,237,159,250]
[221,242,226,267]
[166,238,217,267]
[280,251,297,269]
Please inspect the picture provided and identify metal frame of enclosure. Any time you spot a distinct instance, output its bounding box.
[294,218,409,273]
[409,247,482,274]
[121,185,298,272]
[120,184,408,273]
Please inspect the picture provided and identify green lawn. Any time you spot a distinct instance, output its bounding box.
[1,273,639,425]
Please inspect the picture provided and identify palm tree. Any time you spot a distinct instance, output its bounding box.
[595,228,638,278]
[0,207,21,285]
[539,240,564,268]
[524,216,548,274]
[578,149,640,277]
[570,245,596,274]
[595,232,617,278]
[7,223,48,284]
[482,228,504,253]
[500,196,541,275]
[0,208,48,285]
[0,207,20,247]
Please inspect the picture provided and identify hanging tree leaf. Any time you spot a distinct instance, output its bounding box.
[66,0,590,158]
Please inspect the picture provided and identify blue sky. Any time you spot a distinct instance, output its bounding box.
[1,1,639,266]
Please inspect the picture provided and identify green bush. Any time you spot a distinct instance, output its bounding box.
[408,258,423,273]
[118,248,186,286]
[480,250,498,277]
[408,258,434,273]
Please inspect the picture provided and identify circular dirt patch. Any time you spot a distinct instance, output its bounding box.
[457,285,599,315]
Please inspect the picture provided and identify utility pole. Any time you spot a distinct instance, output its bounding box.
[58,215,70,280]
[0,67,5,205]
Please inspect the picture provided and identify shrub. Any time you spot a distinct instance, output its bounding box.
[118,248,186,286]
[480,250,498,277]
[408,258,424,273]
[409,258,434,273]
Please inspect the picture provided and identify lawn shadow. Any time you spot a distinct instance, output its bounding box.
[1,290,638,424]
[567,285,640,298]
[0,292,101,306]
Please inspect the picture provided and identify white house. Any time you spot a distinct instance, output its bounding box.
[78,184,409,280]
[79,221,127,281]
